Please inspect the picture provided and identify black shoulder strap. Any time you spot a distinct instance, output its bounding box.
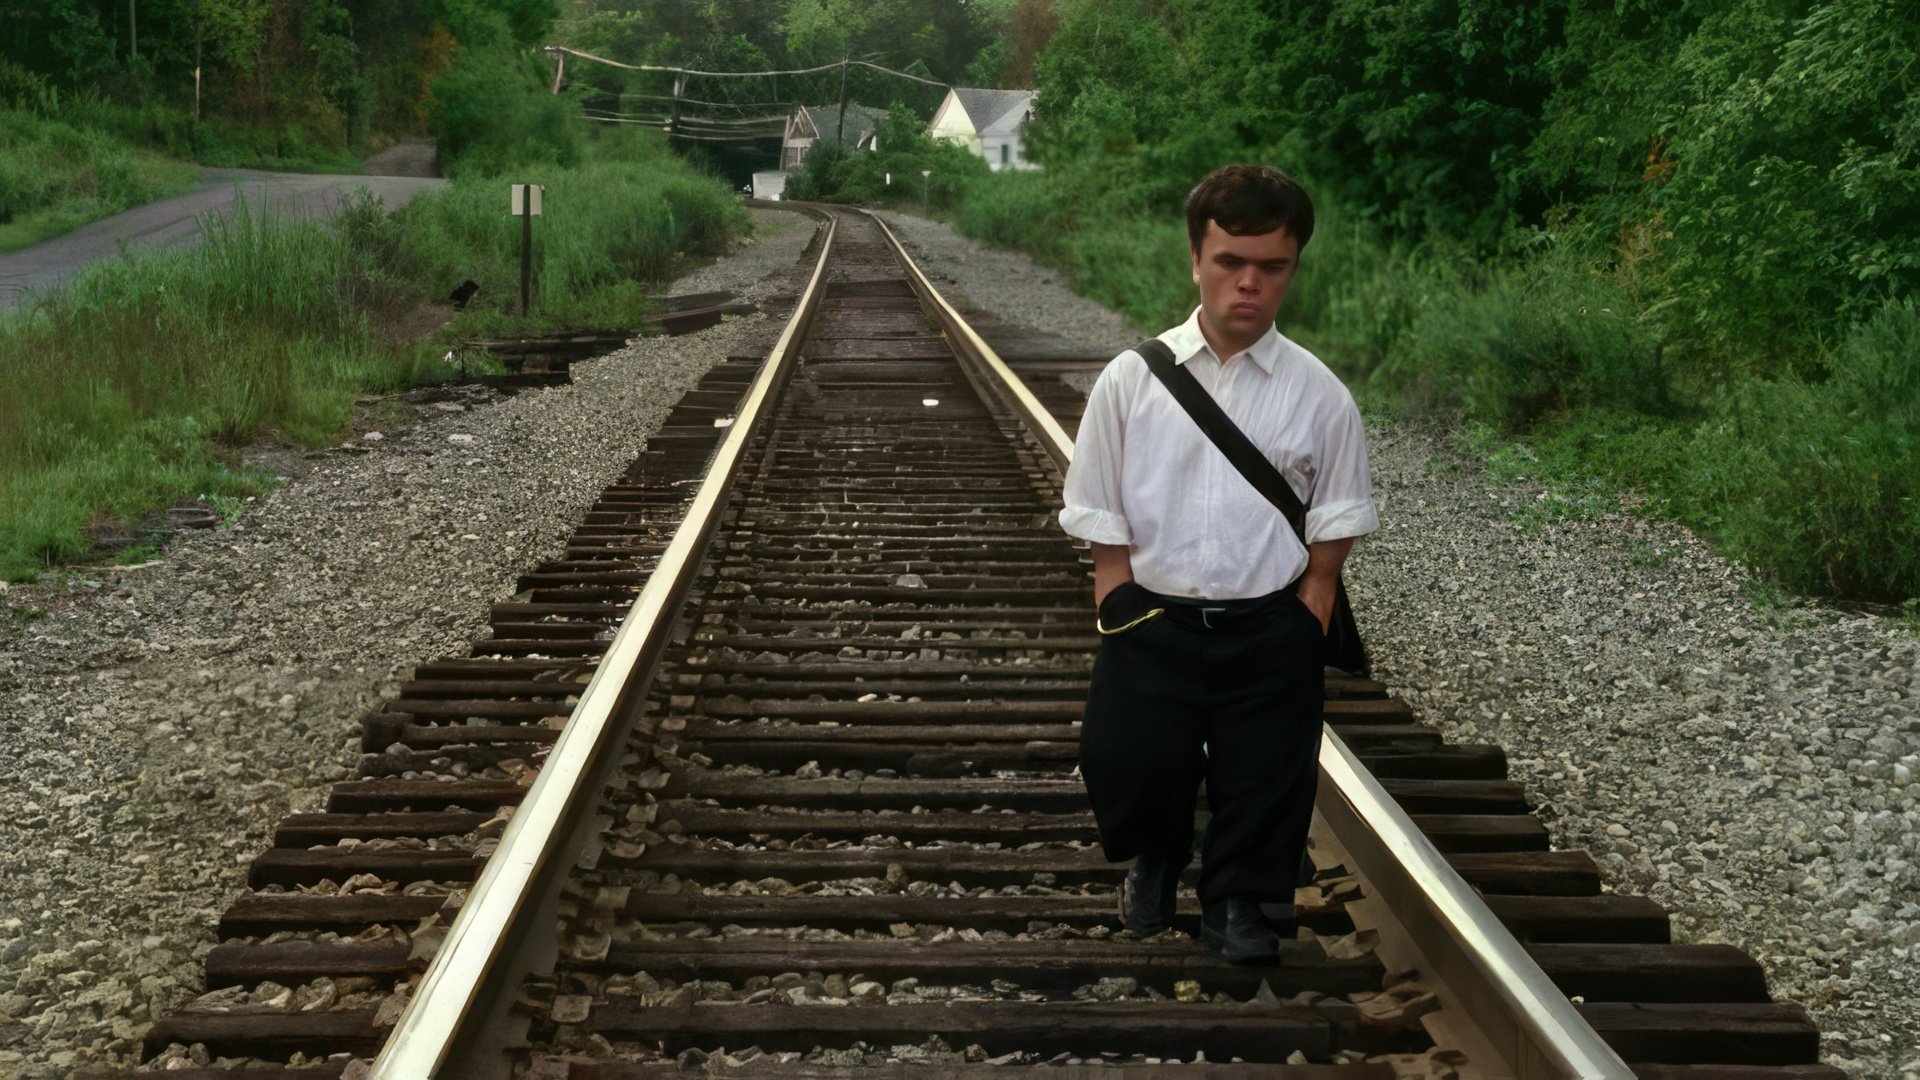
[1134,338,1308,539]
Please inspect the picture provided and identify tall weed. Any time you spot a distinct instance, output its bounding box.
[0,107,196,252]
[1380,242,1673,428]
[0,196,433,577]
[1663,301,1920,600]
[399,148,747,329]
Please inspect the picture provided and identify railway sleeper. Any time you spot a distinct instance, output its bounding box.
[582,999,1421,1061]
[547,1061,1401,1080]
[584,937,1382,998]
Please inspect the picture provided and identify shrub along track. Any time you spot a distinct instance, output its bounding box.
[113,208,1839,1079]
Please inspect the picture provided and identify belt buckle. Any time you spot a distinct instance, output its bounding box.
[1200,606,1227,630]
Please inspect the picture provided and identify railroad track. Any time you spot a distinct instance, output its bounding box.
[118,207,1840,1080]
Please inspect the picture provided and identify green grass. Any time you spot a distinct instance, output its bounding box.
[399,132,749,332]
[0,108,198,253]
[0,123,749,581]
[0,100,378,257]
[0,193,441,577]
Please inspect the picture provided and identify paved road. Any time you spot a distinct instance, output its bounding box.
[0,167,446,309]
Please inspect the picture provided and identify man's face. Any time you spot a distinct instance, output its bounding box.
[1189,220,1299,350]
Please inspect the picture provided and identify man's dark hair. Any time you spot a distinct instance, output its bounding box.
[1185,165,1315,254]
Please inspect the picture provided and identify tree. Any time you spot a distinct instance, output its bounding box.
[998,0,1058,87]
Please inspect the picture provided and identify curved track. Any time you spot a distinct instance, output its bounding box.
[116,207,1839,1080]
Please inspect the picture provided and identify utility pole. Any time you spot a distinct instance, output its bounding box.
[192,0,202,120]
[835,58,849,149]
[513,184,542,317]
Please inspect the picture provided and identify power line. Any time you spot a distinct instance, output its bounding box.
[550,44,946,146]
[543,45,949,88]
[585,107,789,126]
[609,92,791,110]
[582,116,783,141]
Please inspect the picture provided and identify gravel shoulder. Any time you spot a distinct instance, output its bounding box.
[0,206,818,1079]
[881,209,1919,1078]
[5,202,1913,1078]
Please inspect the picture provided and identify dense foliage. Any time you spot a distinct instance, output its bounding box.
[784,104,991,209]
[6,0,1913,601]
[944,0,1920,604]
[403,127,749,328]
[0,0,557,153]
[0,87,196,250]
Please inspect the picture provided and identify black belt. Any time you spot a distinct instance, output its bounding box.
[1145,583,1300,632]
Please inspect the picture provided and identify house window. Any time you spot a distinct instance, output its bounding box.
[1000,144,1010,166]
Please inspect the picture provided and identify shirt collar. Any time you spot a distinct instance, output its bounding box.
[1160,307,1282,375]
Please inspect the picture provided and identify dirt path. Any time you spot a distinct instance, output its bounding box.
[0,167,445,309]
[362,139,439,177]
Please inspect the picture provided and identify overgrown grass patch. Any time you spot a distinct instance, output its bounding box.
[0,107,197,253]
[0,194,441,578]
[400,135,749,332]
[1,125,750,580]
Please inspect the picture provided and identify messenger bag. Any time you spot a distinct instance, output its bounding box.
[1133,337,1372,678]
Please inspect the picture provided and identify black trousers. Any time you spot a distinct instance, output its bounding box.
[1080,580,1324,903]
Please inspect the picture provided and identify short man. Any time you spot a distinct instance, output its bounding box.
[1059,164,1378,962]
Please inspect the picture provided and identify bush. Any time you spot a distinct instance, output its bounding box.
[1380,241,1674,429]
[783,104,991,212]
[1663,301,1920,600]
[1061,215,1190,333]
[397,148,748,329]
[432,38,582,178]
[953,168,1070,260]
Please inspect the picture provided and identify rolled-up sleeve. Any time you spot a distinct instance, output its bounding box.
[1304,387,1379,544]
[1059,359,1133,545]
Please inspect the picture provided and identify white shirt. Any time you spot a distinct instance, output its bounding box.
[1059,307,1378,600]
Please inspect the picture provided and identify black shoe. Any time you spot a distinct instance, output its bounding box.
[1259,901,1299,940]
[1118,853,1181,935]
[1201,897,1281,963]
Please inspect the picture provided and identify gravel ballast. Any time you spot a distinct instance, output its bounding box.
[0,206,819,1079]
[881,209,1919,1078]
[5,201,1914,1077]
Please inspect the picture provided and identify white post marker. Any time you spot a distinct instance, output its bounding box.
[920,169,931,215]
[512,184,544,316]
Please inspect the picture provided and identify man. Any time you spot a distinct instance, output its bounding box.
[1058,164,1378,962]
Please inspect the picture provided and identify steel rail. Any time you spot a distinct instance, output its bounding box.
[861,212,1075,471]
[368,210,839,1079]
[865,208,1635,1080]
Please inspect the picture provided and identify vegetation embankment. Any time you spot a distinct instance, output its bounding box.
[824,0,1915,607]
[0,6,748,581]
[783,106,992,211]
[0,102,197,253]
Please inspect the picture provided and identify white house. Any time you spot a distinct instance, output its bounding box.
[927,88,1039,172]
[781,103,888,171]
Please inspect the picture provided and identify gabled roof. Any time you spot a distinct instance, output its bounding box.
[796,103,889,147]
[951,88,1037,136]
